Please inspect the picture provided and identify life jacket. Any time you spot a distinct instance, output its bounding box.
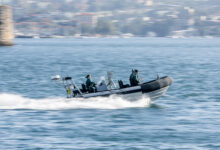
[67,87,71,94]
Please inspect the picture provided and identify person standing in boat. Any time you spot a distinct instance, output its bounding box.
[129,69,135,85]
[130,69,140,86]
[86,74,96,92]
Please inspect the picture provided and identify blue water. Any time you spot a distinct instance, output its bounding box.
[0,38,220,149]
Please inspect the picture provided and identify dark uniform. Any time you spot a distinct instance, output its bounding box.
[86,75,96,92]
[129,70,140,86]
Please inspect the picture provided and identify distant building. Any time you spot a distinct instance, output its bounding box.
[200,16,207,21]
[145,0,153,6]
[75,13,97,26]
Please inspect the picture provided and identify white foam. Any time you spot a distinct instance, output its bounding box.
[0,93,151,110]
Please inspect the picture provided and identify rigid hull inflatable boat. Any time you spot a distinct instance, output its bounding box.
[51,73,173,101]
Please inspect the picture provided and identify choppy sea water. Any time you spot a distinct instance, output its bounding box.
[0,38,220,149]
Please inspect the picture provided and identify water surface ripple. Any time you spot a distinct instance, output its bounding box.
[0,38,220,149]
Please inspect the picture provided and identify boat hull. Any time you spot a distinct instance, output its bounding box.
[145,86,170,101]
[74,76,173,101]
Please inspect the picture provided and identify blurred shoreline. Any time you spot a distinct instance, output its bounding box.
[15,35,216,39]
[9,0,220,38]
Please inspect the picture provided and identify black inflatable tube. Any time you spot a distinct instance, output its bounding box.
[141,76,173,93]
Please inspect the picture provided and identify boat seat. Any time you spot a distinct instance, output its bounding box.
[118,80,130,89]
[82,83,96,93]
[81,84,87,93]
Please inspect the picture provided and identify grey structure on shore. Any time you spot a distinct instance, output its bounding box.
[0,5,13,46]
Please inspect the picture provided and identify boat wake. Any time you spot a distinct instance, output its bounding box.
[0,93,151,110]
